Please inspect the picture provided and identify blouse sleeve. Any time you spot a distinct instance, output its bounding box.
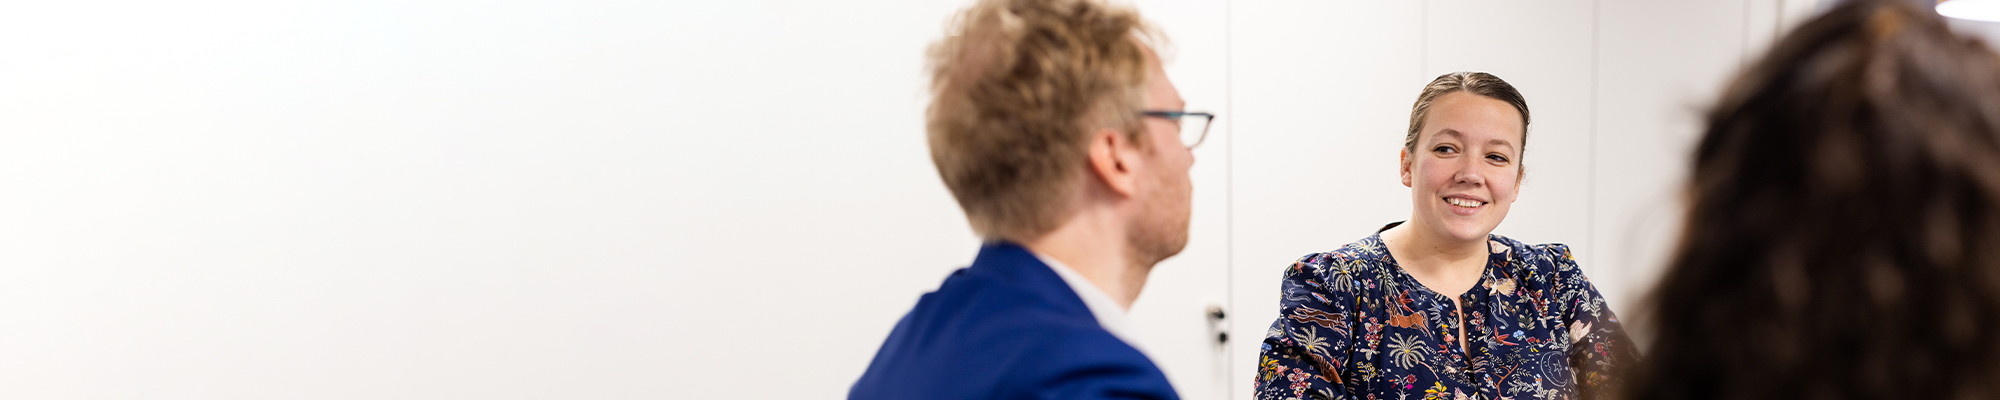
[1545,244,1639,400]
[1255,253,1357,400]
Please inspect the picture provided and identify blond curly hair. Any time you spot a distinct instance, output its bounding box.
[925,0,1165,241]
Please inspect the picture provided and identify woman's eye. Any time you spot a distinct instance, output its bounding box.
[1487,154,1509,163]
[1433,146,1456,154]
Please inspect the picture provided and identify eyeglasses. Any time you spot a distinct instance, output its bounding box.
[1141,110,1217,149]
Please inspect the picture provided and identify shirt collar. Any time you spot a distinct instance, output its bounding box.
[1029,250,1144,352]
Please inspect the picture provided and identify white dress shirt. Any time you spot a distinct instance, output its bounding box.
[1031,251,1147,354]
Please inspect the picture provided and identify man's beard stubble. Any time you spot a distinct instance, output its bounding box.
[1125,169,1191,270]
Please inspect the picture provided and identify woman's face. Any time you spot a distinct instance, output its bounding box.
[1402,91,1524,244]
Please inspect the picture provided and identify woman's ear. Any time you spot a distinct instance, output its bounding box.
[1399,148,1414,188]
[1510,166,1526,204]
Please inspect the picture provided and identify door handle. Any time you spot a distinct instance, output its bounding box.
[1206,304,1228,345]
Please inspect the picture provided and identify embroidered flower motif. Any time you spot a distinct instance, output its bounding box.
[1288,369,1313,396]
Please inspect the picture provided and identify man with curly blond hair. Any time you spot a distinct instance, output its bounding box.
[849,0,1205,398]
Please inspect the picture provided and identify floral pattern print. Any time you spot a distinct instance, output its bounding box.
[1255,232,1636,400]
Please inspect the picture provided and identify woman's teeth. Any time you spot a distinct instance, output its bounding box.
[1446,198,1485,208]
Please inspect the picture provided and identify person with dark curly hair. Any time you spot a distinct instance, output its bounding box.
[1628,1,2000,399]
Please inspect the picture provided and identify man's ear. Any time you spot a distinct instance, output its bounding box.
[1086,127,1140,198]
[1399,148,1414,188]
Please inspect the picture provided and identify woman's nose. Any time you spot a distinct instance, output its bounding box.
[1453,163,1485,186]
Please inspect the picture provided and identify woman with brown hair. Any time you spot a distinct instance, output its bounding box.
[1254,72,1638,400]
[1630,1,2000,399]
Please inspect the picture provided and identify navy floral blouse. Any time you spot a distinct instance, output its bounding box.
[1256,230,1636,400]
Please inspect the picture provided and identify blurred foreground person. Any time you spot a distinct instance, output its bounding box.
[1255,72,1636,400]
[1629,1,2000,399]
[849,0,1211,399]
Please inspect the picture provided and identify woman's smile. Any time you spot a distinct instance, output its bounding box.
[1443,195,1487,214]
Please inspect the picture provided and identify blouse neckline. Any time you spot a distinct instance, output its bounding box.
[1366,225,1514,387]
[1368,222,1509,300]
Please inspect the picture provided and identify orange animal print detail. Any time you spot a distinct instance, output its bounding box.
[1387,307,1426,330]
[1305,351,1345,384]
[1386,291,1429,333]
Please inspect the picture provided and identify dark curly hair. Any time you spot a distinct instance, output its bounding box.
[1629,1,2000,399]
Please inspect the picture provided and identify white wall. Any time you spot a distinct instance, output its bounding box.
[0,1,1836,399]
[0,1,980,398]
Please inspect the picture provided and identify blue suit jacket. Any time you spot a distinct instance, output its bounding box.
[849,242,1179,400]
